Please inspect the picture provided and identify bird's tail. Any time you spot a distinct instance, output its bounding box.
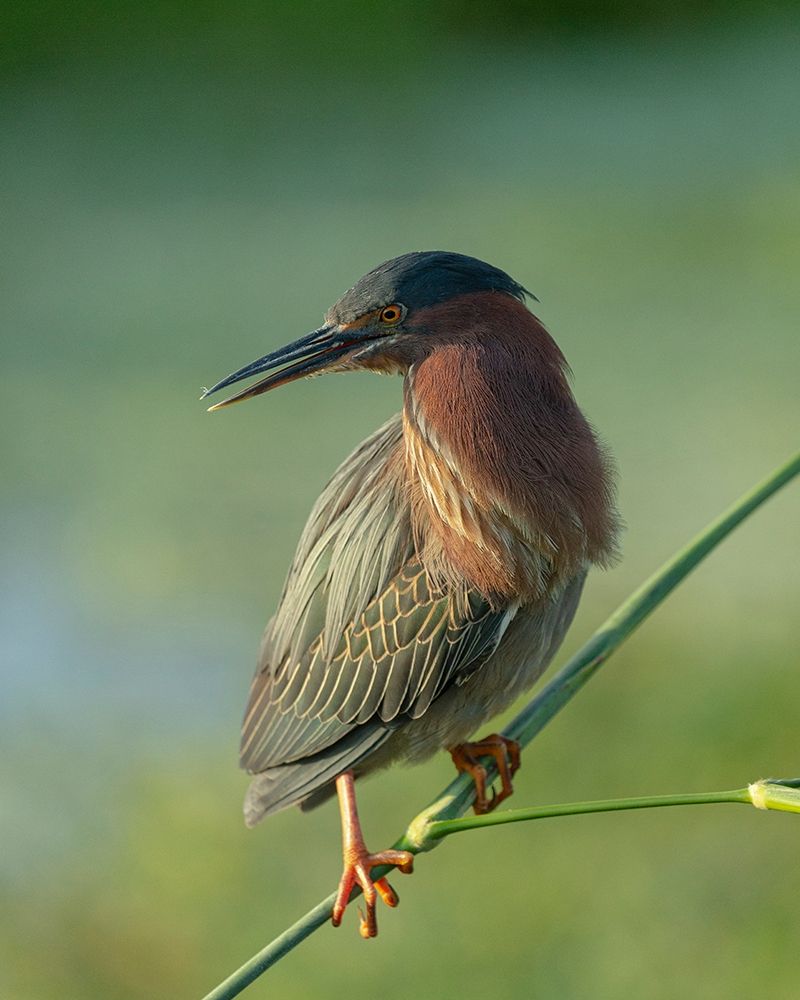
[243,724,391,826]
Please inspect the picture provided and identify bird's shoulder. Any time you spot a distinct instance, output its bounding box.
[267,413,412,669]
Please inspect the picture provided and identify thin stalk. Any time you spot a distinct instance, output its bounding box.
[201,451,800,1000]
[428,790,751,836]
[425,778,800,842]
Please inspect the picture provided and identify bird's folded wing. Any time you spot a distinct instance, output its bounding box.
[239,560,514,774]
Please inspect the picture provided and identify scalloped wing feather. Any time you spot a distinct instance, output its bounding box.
[239,416,517,780]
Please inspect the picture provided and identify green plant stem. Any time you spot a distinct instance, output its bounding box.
[428,790,751,837]
[424,779,800,841]
[201,450,800,1000]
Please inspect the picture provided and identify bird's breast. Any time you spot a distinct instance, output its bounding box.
[402,405,556,602]
[403,408,485,547]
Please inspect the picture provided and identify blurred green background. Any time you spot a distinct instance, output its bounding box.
[2,3,799,998]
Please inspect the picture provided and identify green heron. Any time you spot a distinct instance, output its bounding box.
[203,251,619,938]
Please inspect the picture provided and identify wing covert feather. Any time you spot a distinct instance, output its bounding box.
[239,415,517,776]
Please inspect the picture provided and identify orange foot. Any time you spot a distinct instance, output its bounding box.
[450,733,521,814]
[332,844,414,938]
[332,772,414,938]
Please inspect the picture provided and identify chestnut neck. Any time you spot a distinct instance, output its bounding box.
[401,292,618,601]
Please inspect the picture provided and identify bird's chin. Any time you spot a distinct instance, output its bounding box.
[343,336,410,376]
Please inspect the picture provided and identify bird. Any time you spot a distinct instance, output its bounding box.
[203,251,619,938]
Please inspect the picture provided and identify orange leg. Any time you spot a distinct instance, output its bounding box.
[450,733,521,814]
[331,771,414,938]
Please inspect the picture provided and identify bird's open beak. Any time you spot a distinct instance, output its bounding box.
[201,323,370,411]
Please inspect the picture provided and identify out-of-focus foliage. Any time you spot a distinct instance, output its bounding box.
[2,0,797,77]
[2,2,799,998]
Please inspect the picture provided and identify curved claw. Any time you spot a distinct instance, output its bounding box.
[450,733,521,815]
[332,848,414,937]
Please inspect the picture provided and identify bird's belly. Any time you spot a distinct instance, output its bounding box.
[363,572,586,771]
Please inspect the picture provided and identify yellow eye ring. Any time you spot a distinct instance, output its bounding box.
[379,304,404,325]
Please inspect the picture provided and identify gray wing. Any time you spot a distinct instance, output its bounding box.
[240,415,516,822]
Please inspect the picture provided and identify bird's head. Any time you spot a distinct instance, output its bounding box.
[202,251,533,410]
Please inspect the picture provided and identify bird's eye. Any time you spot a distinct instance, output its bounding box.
[379,304,404,325]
